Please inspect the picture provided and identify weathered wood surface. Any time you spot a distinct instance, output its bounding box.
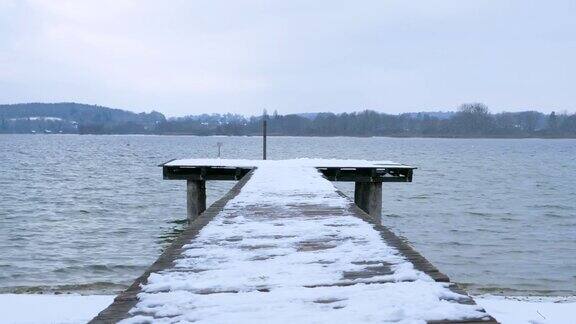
[164,165,413,182]
[162,159,415,183]
[354,181,383,219]
[186,179,206,220]
[91,165,496,323]
[89,172,255,323]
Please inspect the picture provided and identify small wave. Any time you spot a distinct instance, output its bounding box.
[408,195,430,200]
[466,211,489,216]
[475,227,504,234]
[438,241,476,247]
[542,212,569,218]
[463,284,576,296]
[53,264,144,274]
[497,216,519,222]
[531,204,574,210]
[167,218,188,225]
[0,282,128,295]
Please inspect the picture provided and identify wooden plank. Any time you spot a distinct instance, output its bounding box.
[89,171,255,323]
[341,192,453,283]
[339,192,497,323]
[93,164,496,323]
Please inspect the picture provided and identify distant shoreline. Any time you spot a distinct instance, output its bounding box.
[2,133,576,139]
[3,103,576,139]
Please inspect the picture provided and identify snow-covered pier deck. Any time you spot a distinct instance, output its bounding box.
[91,159,496,323]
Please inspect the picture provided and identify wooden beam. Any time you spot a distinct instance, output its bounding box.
[187,180,206,221]
[164,166,253,181]
[354,182,382,222]
[317,167,414,182]
[164,165,414,182]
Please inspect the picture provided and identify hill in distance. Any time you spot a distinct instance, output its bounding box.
[0,102,165,134]
[0,102,574,137]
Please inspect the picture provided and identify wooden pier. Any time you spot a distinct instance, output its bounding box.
[91,159,496,323]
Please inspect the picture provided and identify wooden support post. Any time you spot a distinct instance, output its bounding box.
[354,182,382,222]
[187,180,206,221]
[262,116,267,160]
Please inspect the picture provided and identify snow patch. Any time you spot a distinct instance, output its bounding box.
[118,163,485,323]
[0,294,113,324]
[475,295,576,324]
[165,158,412,168]
[8,116,66,122]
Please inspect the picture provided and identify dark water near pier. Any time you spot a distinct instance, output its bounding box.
[0,135,575,296]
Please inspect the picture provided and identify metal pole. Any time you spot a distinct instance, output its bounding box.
[262,112,267,160]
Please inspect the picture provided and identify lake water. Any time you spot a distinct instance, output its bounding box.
[0,135,574,296]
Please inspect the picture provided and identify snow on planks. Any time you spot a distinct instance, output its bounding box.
[91,161,496,324]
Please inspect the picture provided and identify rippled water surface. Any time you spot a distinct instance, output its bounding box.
[0,135,574,295]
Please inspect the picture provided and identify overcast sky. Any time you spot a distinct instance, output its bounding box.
[1,1,575,116]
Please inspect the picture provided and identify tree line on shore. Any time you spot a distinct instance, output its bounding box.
[1,102,575,137]
[158,103,576,138]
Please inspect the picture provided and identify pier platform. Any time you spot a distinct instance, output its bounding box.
[91,159,496,323]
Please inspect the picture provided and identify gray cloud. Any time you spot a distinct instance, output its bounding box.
[1,0,575,116]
